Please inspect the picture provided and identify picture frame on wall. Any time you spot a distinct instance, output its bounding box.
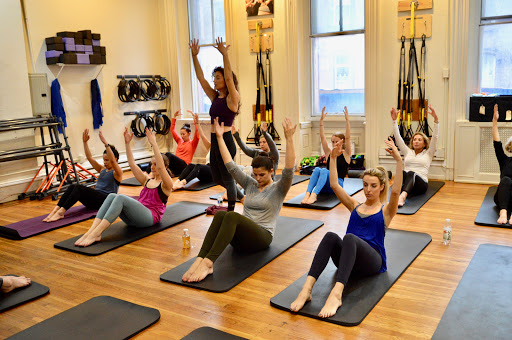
[245,0,274,17]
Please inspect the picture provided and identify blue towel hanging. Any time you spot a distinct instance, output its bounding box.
[91,79,103,129]
[50,79,67,133]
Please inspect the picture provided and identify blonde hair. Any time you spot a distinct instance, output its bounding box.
[362,166,389,203]
[505,136,512,153]
[409,132,430,150]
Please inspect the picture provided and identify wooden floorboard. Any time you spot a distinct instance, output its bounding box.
[0,173,508,339]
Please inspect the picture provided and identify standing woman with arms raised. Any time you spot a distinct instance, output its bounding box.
[190,37,240,212]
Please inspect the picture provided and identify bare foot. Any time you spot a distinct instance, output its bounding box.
[398,192,407,207]
[173,179,186,190]
[47,210,65,222]
[182,258,203,282]
[290,287,312,312]
[189,258,213,282]
[301,192,311,204]
[318,290,342,318]
[1,276,31,293]
[498,210,508,224]
[305,193,318,205]
[75,233,101,247]
[43,206,60,222]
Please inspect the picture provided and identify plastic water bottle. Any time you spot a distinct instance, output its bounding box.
[217,196,223,206]
[443,219,452,245]
[182,229,191,249]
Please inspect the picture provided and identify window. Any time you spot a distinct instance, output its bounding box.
[479,1,512,94]
[311,0,365,116]
[188,0,226,113]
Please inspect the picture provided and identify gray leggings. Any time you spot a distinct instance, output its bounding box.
[96,194,154,227]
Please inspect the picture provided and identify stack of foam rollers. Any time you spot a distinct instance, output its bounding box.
[45,30,106,65]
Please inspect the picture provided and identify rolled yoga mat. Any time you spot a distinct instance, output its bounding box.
[7,296,160,340]
[0,276,49,313]
[54,201,210,256]
[270,229,432,326]
[181,327,248,340]
[182,178,217,191]
[432,244,512,339]
[391,180,445,215]
[283,178,364,210]
[160,216,324,293]
[473,186,512,228]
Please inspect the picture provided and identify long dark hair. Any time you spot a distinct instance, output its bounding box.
[212,66,240,114]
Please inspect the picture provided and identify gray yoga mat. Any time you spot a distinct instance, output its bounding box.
[0,276,49,313]
[432,244,512,339]
[474,186,512,228]
[270,229,432,326]
[54,201,210,256]
[7,296,160,340]
[160,216,324,293]
[392,180,445,215]
[181,327,248,340]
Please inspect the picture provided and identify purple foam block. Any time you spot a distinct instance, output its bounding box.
[85,51,93,55]
[62,37,75,45]
[65,43,76,52]
[92,39,100,46]
[45,50,63,58]
[84,45,93,52]
[76,53,90,64]
[75,44,85,52]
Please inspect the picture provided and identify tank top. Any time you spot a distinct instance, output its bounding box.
[94,169,119,194]
[137,180,168,224]
[346,204,387,272]
[209,96,236,126]
[327,154,349,179]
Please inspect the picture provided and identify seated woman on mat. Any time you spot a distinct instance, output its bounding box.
[491,104,512,224]
[302,106,351,205]
[391,105,439,207]
[43,129,122,222]
[290,137,403,318]
[181,117,296,283]
[173,111,213,190]
[1,275,31,293]
[74,127,173,247]
[165,109,200,177]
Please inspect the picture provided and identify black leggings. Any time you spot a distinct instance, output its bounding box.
[401,170,428,197]
[165,152,188,177]
[57,184,109,210]
[210,132,237,211]
[179,163,213,183]
[494,176,512,211]
[308,232,382,285]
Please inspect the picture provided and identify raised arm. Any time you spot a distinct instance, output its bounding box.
[214,38,240,112]
[384,138,403,224]
[190,39,216,102]
[170,110,182,144]
[493,104,500,142]
[342,106,351,164]
[426,105,440,158]
[124,127,148,185]
[319,107,331,156]
[145,128,173,194]
[98,131,123,182]
[232,125,258,158]
[82,129,102,173]
[189,111,200,149]
[391,107,408,153]
[282,118,296,169]
[329,141,359,212]
[191,111,211,150]
[261,122,280,163]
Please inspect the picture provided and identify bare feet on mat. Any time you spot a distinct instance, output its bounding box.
[173,179,186,190]
[398,192,407,207]
[1,276,31,293]
[182,257,203,282]
[75,233,101,247]
[290,287,312,312]
[305,193,318,205]
[188,258,213,282]
[318,289,342,318]
[301,192,311,204]
[43,206,59,222]
[498,209,508,224]
[47,210,65,222]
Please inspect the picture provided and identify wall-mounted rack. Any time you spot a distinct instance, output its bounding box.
[116,75,164,79]
[123,109,167,116]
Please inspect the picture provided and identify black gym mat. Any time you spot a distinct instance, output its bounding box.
[283,178,363,210]
[182,327,248,340]
[54,201,210,256]
[7,295,160,340]
[160,216,324,293]
[392,180,445,215]
[270,229,432,326]
[120,177,141,186]
[182,178,217,191]
[0,276,49,313]
[432,244,512,339]
[474,186,512,228]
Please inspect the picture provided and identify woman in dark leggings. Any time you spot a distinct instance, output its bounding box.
[290,137,403,318]
[43,129,122,222]
[492,104,512,224]
[164,109,199,177]
[190,37,240,211]
[181,117,296,283]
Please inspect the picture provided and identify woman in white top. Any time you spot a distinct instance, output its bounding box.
[390,105,439,206]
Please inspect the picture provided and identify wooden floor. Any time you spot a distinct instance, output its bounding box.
[0,173,509,339]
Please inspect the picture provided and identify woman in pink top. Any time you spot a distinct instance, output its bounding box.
[74,127,173,247]
[165,109,200,177]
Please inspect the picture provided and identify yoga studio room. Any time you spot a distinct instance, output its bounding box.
[1,0,511,338]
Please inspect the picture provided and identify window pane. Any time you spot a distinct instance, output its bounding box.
[312,34,365,115]
[213,0,226,41]
[311,0,364,34]
[188,0,225,43]
[480,24,512,94]
[192,46,224,113]
[482,0,512,18]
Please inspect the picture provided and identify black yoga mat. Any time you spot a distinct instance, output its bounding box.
[474,186,512,228]
[7,296,160,340]
[182,178,217,191]
[160,216,324,293]
[54,201,210,256]
[275,174,310,186]
[392,180,445,215]
[0,276,49,313]
[432,244,512,339]
[283,178,363,210]
[120,177,141,186]
[270,229,432,326]
[182,327,248,340]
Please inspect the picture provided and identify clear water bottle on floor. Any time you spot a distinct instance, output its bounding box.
[217,196,223,206]
[443,219,452,245]
[182,228,191,249]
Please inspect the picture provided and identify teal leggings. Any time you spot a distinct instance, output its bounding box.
[198,211,273,262]
[96,193,154,227]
